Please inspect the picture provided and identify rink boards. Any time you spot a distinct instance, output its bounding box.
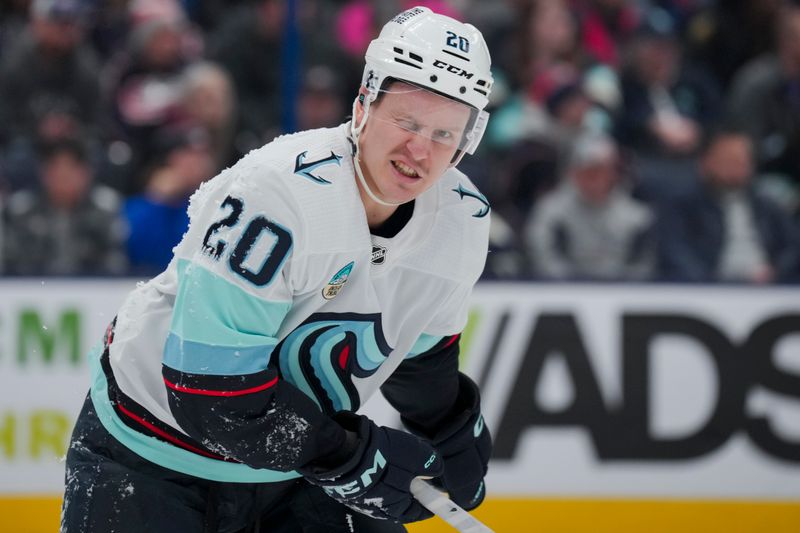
[0,280,798,532]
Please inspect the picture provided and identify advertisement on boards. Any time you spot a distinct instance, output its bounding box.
[1,280,798,513]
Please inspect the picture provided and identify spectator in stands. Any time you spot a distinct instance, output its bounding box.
[0,0,101,192]
[486,0,594,151]
[296,64,346,132]
[485,0,619,233]
[491,0,584,93]
[105,0,201,194]
[686,0,781,90]
[489,64,602,230]
[725,1,800,202]
[572,0,640,69]
[524,132,655,281]
[86,0,143,64]
[1,137,127,276]
[124,123,215,275]
[0,0,34,57]
[657,128,800,284]
[209,0,287,157]
[615,7,721,204]
[175,61,237,170]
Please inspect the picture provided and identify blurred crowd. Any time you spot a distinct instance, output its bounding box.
[0,0,799,284]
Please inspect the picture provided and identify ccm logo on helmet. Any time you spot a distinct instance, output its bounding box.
[432,60,474,79]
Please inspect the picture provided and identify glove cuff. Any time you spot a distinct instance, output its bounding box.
[403,373,482,445]
[298,412,367,479]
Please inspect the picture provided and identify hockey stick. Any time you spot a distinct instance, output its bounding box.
[410,478,495,533]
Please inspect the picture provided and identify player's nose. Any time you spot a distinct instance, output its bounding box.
[405,132,433,161]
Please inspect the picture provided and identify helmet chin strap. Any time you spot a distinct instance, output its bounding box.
[350,96,404,208]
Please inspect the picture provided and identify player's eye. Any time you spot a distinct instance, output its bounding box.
[433,129,455,142]
[395,117,420,132]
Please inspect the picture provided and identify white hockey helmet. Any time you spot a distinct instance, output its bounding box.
[363,6,493,111]
[356,7,493,155]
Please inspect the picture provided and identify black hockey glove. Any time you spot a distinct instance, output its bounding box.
[404,374,491,510]
[301,412,444,523]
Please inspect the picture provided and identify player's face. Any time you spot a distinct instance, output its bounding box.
[356,83,472,205]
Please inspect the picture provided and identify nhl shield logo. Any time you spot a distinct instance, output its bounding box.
[371,245,387,265]
[322,261,354,300]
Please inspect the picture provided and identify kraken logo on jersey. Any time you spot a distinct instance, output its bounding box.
[322,261,354,300]
[294,150,343,184]
[452,182,491,218]
[276,313,392,414]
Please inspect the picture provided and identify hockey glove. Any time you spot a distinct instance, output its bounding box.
[301,412,444,523]
[404,374,491,510]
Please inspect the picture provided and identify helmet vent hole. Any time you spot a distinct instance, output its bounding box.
[393,57,423,70]
[459,86,466,94]
[409,52,423,63]
[393,47,404,55]
[430,75,438,83]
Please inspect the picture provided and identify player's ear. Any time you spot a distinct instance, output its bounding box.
[354,89,368,124]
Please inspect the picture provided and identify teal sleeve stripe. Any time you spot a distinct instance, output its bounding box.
[171,258,291,347]
[163,332,275,375]
[88,344,300,483]
[405,333,444,359]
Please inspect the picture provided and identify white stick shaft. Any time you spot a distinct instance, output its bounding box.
[410,478,494,533]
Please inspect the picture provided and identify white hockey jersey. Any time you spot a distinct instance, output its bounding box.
[89,123,490,482]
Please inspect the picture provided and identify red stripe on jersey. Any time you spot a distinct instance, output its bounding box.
[116,403,222,459]
[163,375,279,397]
[338,344,350,370]
[444,334,460,348]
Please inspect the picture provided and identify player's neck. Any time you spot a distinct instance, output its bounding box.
[360,194,398,229]
[353,167,401,229]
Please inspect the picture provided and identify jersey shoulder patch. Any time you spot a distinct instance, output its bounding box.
[293,150,343,184]
[450,181,491,218]
[438,168,491,220]
[257,125,351,187]
[400,169,490,283]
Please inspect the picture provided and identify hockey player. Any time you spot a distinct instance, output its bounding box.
[61,6,493,532]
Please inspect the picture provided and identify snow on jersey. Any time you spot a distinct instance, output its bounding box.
[89,123,490,482]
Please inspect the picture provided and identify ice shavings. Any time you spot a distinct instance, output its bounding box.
[261,410,311,466]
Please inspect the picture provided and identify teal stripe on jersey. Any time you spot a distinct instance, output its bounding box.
[163,332,275,375]
[171,259,291,347]
[405,333,444,359]
[311,329,351,412]
[88,344,301,483]
[280,330,321,410]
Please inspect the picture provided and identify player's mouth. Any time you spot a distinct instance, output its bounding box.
[391,160,421,179]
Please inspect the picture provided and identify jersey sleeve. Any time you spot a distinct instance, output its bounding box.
[424,230,489,338]
[159,159,345,471]
[423,172,490,336]
[382,174,490,430]
[381,334,462,431]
